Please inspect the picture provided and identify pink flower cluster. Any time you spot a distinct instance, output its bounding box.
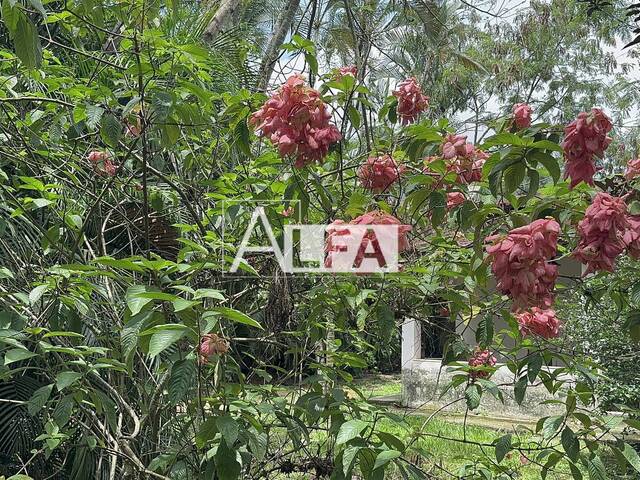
[335,65,357,79]
[392,77,429,125]
[561,108,613,189]
[486,219,560,309]
[517,307,561,339]
[198,333,230,364]
[435,133,489,184]
[625,158,640,180]
[250,75,342,168]
[87,151,117,177]
[446,192,465,210]
[573,192,629,274]
[468,348,497,379]
[325,211,411,269]
[357,155,404,192]
[512,103,532,129]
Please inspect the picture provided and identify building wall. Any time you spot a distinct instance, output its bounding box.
[401,318,572,417]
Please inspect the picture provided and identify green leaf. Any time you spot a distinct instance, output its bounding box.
[86,105,105,130]
[531,140,563,152]
[622,443,640,472]
[475,315,493,346]
[217,415,239,447]
[561,427,579,462]
[530,151,561,184]
[193,289,225,301]
[348,106,361,129]
[209,307,263,330]
[172,298,199,312]
[4,348,38,365]
[29,284,49,305]
[2,0,20,34]
[482,133,526,148]
[528,353,543,382]
[503,162,526,194]
[373,449,401,470]
[336,419,368,445]
[495,434,512,463]
[148,329,185,357]
[27,0,46,14]
[15,16,42,68]
[28,384,53,415]
[584,455,607,480]
[542,415,563,439]
[514,375,527,405]
[215,441,241,480]
[343,446,361,476]
[0,266,14,279]
[100,113,122,147]
[429,190,446,227]
[167,358,195,404]
[126,285,156,316]
[465,383,481,410]
[629,201,640,216]
[55,371,82,391]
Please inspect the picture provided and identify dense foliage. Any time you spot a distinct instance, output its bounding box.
[1,1,640,480]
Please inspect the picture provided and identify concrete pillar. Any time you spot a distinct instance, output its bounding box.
[401,318,421,368]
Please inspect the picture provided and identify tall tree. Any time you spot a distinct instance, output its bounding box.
[257,0,302,90]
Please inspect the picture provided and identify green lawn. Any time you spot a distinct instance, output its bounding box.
[272,375,634,478]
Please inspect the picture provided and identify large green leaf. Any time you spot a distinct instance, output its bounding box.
[336,419,368,445]
[148,329,185,357]
[15,16,42,68]
[209,307,263,330]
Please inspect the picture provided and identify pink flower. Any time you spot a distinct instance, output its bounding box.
[335,65,357,79]
[512,103,532,129]
[486,218,560,309]
[625,158,640,180]
[250,75,342,168]
[468,348,497,379]
[438,134,488,184]
[517,307,561,339]
[624,214,640,259]
[281,207,295,217]
[561,108,613,189]
[392,77,429,125]
[198,333,230,364]
[357,154,404,192]
[325,211,411,270]
[573,192,628,274]
[446,192,465,210]
[87,150,117,177]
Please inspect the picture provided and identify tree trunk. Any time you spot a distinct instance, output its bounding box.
[257,0,301,91]
[202,0,241,42]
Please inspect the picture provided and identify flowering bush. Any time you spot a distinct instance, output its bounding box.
[486,219,560,309]
[517,307,561,338]
[250,74,342,168]
[561,108,613,189]
[87,150,116,176]
[512,103,532,129]
[198,333,230,363]
[392,77,429,125]
[573,192,629,274]
[625,157,640,180]
[446,191,465,210]
[468,348,497,379]
[357,154,404,192]
[439,133,488,184]
[335,65,357,79]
